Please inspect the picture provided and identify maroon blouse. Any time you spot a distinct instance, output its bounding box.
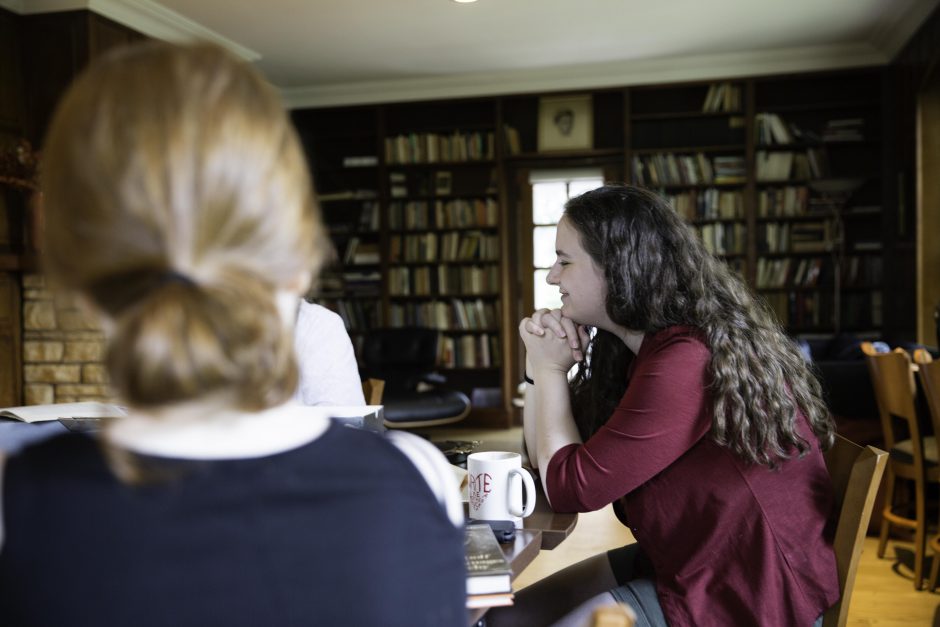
[546,326,839,626]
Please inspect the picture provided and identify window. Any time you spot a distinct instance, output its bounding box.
[530,170,604,311]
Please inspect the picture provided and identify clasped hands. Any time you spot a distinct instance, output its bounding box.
[518,308,590,373]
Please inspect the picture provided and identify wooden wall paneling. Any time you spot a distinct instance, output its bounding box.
[0,273,22,406]
[0,8,26,406]
[0,8,25,133]
[886,3,940,342]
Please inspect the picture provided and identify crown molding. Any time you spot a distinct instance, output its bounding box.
[869,0,940,61]
[6,0,260,62]
[282,42,888,110]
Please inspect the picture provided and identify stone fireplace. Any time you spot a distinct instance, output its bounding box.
[21,273,112,405]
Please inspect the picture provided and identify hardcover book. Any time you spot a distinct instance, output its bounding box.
[0,402,126,423]
[465,523,512,595]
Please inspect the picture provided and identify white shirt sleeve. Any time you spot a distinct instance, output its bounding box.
[387,431,464,528]
[292,302,366,407]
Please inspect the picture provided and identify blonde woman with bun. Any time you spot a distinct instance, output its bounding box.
[0,42,465,627]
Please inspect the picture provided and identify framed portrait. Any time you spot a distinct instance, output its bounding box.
[538,94,593,152]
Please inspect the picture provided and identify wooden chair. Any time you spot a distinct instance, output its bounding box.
[861,342,938,589]
[361,378,385,405]
[912,349,940,591]
[590,603,635,627]
[822,435,888,627]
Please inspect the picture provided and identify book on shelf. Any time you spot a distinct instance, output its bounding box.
[357,202,380,231]
[342,155,378,167]
[755,113,793,145]
[702,82,741,113]
[822,118,865,142]
[465,523,512,596]
[466,592,514,609]
[755,151,794,181]
[758,186,808,217]
[318,189,378,202]
[343,238,380,265]
[503,124,522,155]
[0,402,127,423]
[789,220,831,253]
[435,171,453,196]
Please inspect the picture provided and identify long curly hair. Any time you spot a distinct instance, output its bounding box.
[565,185,833,467]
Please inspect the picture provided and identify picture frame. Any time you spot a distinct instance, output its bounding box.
[538,94,593,152]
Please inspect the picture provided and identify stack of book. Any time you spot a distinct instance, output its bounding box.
[822,118,864,142]
[465,523,513,609]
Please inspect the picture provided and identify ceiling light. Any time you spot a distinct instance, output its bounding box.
[452,0,478,3]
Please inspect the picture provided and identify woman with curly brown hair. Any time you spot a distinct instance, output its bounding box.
[491,184,838,626]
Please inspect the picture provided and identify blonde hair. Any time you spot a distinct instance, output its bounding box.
[41,41,327,412]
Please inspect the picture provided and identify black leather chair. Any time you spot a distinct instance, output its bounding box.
[360,327,471,429]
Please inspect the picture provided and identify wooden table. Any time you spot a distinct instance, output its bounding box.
[523,481,577,549]
[467,528,542,625]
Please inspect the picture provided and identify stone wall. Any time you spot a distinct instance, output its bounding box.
[21,273,112,405]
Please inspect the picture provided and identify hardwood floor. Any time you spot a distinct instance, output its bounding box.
[431,427,940,626]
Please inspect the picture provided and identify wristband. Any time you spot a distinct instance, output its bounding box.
[524,372,535,385]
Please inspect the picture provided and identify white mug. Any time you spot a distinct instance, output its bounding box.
[467,451,536,527]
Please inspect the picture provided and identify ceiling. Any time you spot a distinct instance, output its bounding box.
[5,0,939,108]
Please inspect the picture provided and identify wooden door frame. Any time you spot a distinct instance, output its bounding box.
[917,57,940,345]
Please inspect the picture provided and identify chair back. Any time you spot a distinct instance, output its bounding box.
[913,349,940,443]
[360,327,441,394]
[822,435,888,627]
[861,343,925,461]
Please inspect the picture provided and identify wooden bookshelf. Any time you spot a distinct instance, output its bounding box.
[752,70,884,335]
[291,68,891,427]
[627,80,751,282]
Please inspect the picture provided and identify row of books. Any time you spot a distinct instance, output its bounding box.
[696,222,746,256]
[388,265,500,296]
[757,257,826,289]
[762,291,882,329]
[384,131,495,164]
[342,237,380,265]
[762,291,833,328]
[756,255,883,289]
[755,149,828,181]
[702,82,743,113]
[665,189,743,221]
[389,298,500,331]
[757,186,809,217]
[338,270,382,296]
[389,231,500,263]
[439,333,502,369]
[757,220,833,254]
[755,113,867,145]
[318,189,378,202]
[632,153,746,187]
[387,198,499,230]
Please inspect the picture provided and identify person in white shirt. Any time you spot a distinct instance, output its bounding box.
[292,300,366,406]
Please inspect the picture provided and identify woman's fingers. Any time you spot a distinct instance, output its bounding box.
[519,317,545,337]
[574,325,591,362]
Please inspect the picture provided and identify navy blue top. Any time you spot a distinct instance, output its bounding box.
[0,421,465,626]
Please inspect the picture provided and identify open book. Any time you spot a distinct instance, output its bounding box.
[0,402,127,423]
